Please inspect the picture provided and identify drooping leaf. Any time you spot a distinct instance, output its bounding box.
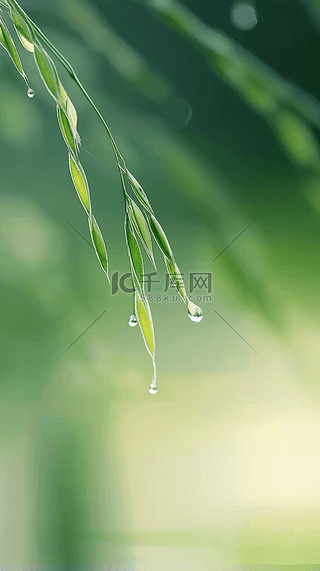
[0,15,26,78]
[11,7,34,51]
[68,152,91,214]
[165,256,203,320]
[125,214,156,358]
[127,170,154,215]
[33,42,66,108]
[124,214,144,293]
[88,214,109,281]
[66,95,78,130]
[148,213,174,263]
[127,197,156,270]
[15,28,34,52]
[164,257,187,303]
[58,105,78,155]
[135,289,155,358]
[57,83,80,153]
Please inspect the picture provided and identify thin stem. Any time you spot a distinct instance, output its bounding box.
[132,291,135,315]
[152,359,157,387]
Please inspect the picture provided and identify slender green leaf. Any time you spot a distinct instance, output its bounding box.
[66,95,78,130]
[15,28,34,52]
[125,214,156,359]
[11,8,34,51]
[0,15,26,78]
[58,105,78,155]
[88,214,109,281]
[148,213,174,262]
[165,257,203,320]
[164,257,187,303]
[58,88,80,151]
[127,170,154,215]
[135,289,155,358]
[124,214,144,293]
[32,35,79,149]
[33,42,66,108]
[127,197,156,270]
[68,152,91,214]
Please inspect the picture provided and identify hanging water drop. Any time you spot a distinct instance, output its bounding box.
[188,310,203,322]
[187,300,203,322]
[148,383,158,394]
[128,314,138,327]
[27,87,35,98]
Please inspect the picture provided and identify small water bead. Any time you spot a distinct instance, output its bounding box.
[148,383,158,395]
[187,301,203,322]
[128,314,138,327]
[188,311,203,323]
[27,87,35,98]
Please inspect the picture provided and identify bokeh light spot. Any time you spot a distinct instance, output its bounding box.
[231,3,258,30]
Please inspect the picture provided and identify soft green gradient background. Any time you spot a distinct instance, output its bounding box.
[0,0,320,567]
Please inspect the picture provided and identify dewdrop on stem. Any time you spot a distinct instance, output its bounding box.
[148,360,158,394]
[187,300,203,322]
[128,314,138,327]
[23,74,35,98]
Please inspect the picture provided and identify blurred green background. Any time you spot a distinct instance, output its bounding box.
[1,0,320,567]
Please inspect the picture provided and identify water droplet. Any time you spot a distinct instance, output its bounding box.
[187,301,203,322]
[149,383,158,394]
[128,314,138,327]
[27,87,35,98]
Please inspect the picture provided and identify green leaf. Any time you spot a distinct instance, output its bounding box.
[148,213,174,263]
[164,257,187,303]
[15,28,34,52]
[68,152,91,214]
[66,96,78,130]
[33,42,66,108]
[124,214,144,293]
[58,105,78,155]
[135,289,155,358]
[125,215,156,359]
[126,171,154,215]
[11,7,34,51]
[88,214,109,281]
[127,198,156,270]
[33,41,78,148]
[0,16,26,78]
